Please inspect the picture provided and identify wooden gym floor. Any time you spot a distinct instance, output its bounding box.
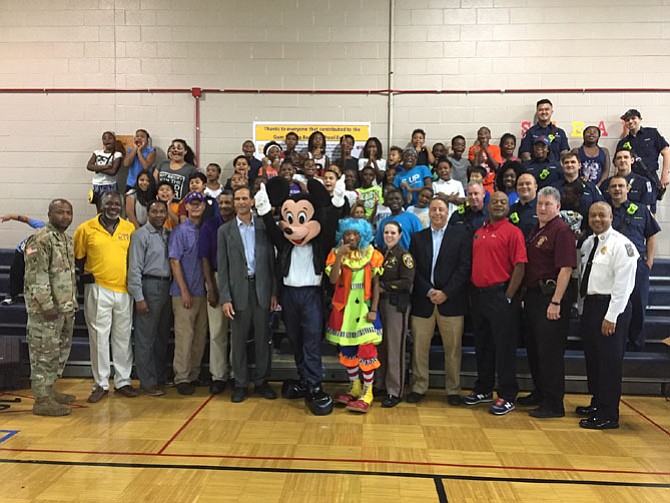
[0,378,668,502]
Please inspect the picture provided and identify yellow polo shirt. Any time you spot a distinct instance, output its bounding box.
[74,216,134,293]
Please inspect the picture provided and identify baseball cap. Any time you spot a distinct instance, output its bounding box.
[620,109,641,120]
[533,135,550,146]
[184,191,205,204]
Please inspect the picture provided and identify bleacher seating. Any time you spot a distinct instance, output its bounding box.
[1,248,668,395]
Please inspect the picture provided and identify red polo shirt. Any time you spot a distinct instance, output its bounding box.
[471,218,527,288]
[523,216,576,287]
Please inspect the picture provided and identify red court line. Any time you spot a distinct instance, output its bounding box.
[621,398,670,437]
[1,445,668,477]
[156,394,214,455]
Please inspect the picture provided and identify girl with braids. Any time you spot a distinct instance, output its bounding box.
[326,218,384,413]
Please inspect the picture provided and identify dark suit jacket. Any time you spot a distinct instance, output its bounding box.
[217,216,276,311]
[409,224,472,318]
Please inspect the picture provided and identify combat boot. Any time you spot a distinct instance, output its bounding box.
[49,386,76,404]
[334,379,362,405]
[346,385,373,413]
[33,397,71,417]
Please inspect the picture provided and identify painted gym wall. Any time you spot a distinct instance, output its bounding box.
[0,0,668,256]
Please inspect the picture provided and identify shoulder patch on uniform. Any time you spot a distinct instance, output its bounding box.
[457,204,465,214]
[402,253,415,269]
[25,246,38,255]
[625,243,635,257]
[627,203,638,215]
[509,212,519,224]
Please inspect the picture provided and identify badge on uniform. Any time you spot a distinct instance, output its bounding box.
[402,253,415,269]
[25,246,37,255]
[600,245,607,255]
[535,236,547,248]
[625,243,635,257]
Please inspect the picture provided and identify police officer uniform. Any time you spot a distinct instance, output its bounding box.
[579,227,638,429]
[24,223,77,413]
[378,244,415,407]
[523,158,564,189]
[600,173,655,208]
[612,201,661,351]
[447,204,487,237]
[508,197,538,239]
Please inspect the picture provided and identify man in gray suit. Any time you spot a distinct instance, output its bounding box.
[218,186,278,403]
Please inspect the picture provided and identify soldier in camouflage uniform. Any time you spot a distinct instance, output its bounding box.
[24,199,77,416]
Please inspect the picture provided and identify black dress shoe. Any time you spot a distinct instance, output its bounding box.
[517,391,541,407]
[281,379,307,399]
[231,387,247,403]
[176,382,195,396]
[529,407,565,419]
[579,416,619,430]
[305,386,333,416]
[406,392,425,404]
[381,395,401,408]
[446,394,462,406]
[255,382,277,400]
[575,405,598,417]
[209,380,226,395]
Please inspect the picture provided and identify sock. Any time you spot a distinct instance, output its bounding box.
[346,366,359,384]
[362,370,374,391]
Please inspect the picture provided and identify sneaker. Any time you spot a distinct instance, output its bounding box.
[489,398,515,415]
[463,392,494,406]
[115,385,139,398]
[142,386,166,397]
[231,387,247,403]
[209,380,226,395]
[0,297,16,306]
[255,382,277,400]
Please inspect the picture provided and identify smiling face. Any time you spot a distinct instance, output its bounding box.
[147,202,167,229]
[501,137,516,157]
[451,138,466,157]
[323,171,337,192]
[233,187,253,217]
[170,141,186,162]
[536,194,560,225]
[516,173,537,202]
[437,161,452,181]
[583,126,600,146]
[402,149,417,170]
[614,150,633,175]
[624,115,641,135]
[157,183,174,202]
[532,142,549,161]
[100,192,122,221]
[386,191,404,213]
[411,131,425,149]
[536,102,553,124]
[218,193,234,219]
[242,140,255,157]
[360,167,375,188]
[189,177,205,193]
[589,202,613,235]
[388,149,402,166]
[303,159,316,177]
[428,197,448,229]
[477,127,491,145]
[608,177,629,205]
[417,188,433,208]
[383,222,401,249]
[278,198,321,246]
[502,168,516,191]
[466,183,485,211]
[137,172,151,192]
[561,154,580,180]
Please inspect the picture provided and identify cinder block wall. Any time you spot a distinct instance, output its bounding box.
[0,0,668,256]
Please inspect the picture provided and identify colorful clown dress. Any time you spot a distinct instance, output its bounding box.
[325,245,384,347]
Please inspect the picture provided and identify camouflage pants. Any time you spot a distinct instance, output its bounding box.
[27,311,75,398]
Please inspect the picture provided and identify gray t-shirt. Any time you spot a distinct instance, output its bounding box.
[448,156,470,187]
[155,160,197,201]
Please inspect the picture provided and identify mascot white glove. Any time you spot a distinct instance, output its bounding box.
[331,174,346,208]
[254,182,272,216]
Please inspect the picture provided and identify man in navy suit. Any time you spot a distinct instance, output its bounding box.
[218,186,278,403]
[407,195,472,405]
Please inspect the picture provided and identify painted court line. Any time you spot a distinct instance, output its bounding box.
[157,394,215,455]
[0,458,668,490]
[621,398,670,437]
[0,431,19,444]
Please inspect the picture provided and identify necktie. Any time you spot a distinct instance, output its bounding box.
[579,235,599,297]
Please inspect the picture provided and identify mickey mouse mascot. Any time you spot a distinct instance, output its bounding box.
[254,175,348,415]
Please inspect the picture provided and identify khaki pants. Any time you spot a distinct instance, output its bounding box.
[410,307,463,395]
[172,296,208,384]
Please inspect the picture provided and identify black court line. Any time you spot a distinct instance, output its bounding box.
[2,457,669,491]
[434,477,448,503]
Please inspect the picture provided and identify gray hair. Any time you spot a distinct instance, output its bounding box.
[537,186,561,204]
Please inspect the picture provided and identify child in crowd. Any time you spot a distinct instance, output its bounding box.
[358,137,386,183]
[87,131,123,208]
[559,180,585,236]
[573,125,611,186]
[123,128,156,191]
[337,134,358,171]
[406,187,433,229]
[327,218,383,414]
[279,159,302,196]
[432,157,466,220]
[356,166,383,220]
[447,135,470,187]
[499,133,518,165]
[409,128,435,166]
[371,184,393,233]
[387,146,404,173]
[469,126,502,173]
[322,167,341,196]
[242,140,261,182]
[154,139,197,201]
[495,163,520,206]
[306,130,329,176]
[260,141,282,179]
[229,173,248,192]
[432,143,447,166]
[343,167,360,207]
[284,131,302,167]
[204,163,223,198]
[252,175,268,196]
[350,201,367,220]
[126,171,157,229]
[156,180,180,230]
[294,158,322,192]
[224,155,251,190]
[177,172,219,224]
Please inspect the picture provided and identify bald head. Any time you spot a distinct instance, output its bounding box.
[588,201,613,235]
